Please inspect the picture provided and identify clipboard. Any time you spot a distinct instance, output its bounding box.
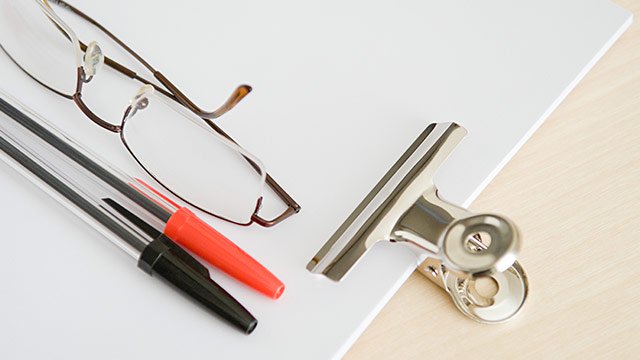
[0,1,632,359]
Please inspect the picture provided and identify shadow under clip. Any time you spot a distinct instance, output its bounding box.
[307,123,528,323]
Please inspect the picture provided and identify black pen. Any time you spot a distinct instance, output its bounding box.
[0,92,257,333]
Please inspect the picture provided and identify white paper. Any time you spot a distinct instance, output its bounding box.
[0,1,631,359]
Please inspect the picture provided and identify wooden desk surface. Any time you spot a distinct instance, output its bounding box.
[345,0,640,358]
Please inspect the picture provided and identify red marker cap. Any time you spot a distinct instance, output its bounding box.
[164,207,285,299]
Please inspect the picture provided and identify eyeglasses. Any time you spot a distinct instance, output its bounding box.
[0,0,300,226]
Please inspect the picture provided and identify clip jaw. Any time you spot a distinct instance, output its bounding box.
[307,123,528,323]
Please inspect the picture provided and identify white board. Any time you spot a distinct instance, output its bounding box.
[0,1,632,359]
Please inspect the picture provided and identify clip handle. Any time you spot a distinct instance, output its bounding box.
[307,122,529,323]
[307,123,466,280]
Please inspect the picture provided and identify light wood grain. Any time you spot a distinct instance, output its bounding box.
[345,1,640,358]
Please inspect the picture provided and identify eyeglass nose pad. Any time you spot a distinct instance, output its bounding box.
[82,41,104,81]
[126,85,154,118]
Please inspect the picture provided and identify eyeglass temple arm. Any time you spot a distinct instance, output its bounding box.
[154,72,253,119]
[49,0,250,119]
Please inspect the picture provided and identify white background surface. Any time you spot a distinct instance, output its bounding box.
[0,1,631,359]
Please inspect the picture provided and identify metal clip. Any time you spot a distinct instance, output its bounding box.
[307,123,528,323]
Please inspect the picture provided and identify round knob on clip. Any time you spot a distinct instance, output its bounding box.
[440,214,520,277]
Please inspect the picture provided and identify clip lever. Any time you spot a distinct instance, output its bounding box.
[307,123,528,323]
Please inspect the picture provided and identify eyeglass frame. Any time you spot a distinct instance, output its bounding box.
[2,0,301,227]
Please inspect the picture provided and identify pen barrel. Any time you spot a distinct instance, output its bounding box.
[0,97,148,258]
[165,208,285,299]
[139,235,258,334]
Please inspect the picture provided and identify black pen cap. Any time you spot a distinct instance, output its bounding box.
[138,235,258,334]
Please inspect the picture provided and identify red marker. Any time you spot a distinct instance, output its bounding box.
[132,178,285,299]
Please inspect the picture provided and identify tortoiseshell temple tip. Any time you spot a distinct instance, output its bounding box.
[210,84,253,118]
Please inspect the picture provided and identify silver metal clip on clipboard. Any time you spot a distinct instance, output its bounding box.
[307,123,528,323]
